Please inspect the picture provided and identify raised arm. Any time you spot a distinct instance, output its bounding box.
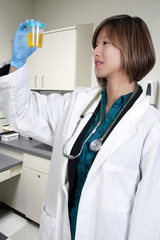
[0,20,70,146]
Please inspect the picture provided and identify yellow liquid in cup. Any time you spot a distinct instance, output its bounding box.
[28,33,43,48]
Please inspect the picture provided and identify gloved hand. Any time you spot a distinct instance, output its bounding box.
[10,19,37,68]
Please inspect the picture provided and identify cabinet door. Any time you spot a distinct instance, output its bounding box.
[27,29,76,90]
[0,148,25,213]
[24,167,48,224]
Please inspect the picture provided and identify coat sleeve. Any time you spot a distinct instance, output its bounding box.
[128,120,160,239]
[0,63,71,145]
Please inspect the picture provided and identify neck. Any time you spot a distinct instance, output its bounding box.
[105,79,136,115]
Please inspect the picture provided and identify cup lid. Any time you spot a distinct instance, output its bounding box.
[26,22,46,28]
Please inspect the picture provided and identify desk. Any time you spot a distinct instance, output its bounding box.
[0,153,22,182]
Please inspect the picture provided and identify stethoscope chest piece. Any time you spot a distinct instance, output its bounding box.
[89,139,102,152]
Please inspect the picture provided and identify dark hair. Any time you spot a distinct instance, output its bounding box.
[92,14,156,87]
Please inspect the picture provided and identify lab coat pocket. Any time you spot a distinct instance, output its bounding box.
[97,163,139,213]
[39,204,56,240]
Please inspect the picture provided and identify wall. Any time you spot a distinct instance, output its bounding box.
[0,0,33,131]
[32,0,160,109]
[0,0,160,108]
[0,0,33,63]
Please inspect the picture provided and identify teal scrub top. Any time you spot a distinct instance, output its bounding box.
[70,88,132,240]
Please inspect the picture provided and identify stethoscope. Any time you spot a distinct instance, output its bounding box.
[62,84,139,160]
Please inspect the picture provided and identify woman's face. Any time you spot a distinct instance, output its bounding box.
[93,27,123,81]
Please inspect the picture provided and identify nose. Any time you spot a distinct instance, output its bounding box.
[92,45,100,58]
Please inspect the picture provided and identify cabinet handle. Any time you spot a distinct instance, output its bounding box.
[38,174,40,178]
[42,75,44,88]
[35,76,38,87]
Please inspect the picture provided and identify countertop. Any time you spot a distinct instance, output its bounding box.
[0,137,52,160]
[0,153,22,172]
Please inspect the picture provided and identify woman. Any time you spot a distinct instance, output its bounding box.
[0,15,160,240]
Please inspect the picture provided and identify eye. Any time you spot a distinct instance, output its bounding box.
[103,41,109,45]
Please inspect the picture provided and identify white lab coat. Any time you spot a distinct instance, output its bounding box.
[0,63,160,240]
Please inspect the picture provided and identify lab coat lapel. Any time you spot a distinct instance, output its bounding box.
[63,88,101,203]
[91,93,148,170]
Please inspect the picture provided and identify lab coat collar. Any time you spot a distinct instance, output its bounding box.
[63,87,147,159]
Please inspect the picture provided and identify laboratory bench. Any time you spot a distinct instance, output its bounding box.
[0,137,52,160]
[0,137,52,224]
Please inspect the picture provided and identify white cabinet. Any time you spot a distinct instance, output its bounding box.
[27,24,93,90]
[23,153,50,224]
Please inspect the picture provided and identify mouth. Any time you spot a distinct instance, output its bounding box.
[95,60,103,68]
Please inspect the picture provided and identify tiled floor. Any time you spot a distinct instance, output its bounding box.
[0,203,39,240]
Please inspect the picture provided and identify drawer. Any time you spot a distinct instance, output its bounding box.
[23,153,50,174]
[0,165,22,182]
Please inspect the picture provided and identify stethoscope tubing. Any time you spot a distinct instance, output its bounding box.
[62,110,102,159]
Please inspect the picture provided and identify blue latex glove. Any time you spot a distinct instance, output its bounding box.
[10,19,37,68]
